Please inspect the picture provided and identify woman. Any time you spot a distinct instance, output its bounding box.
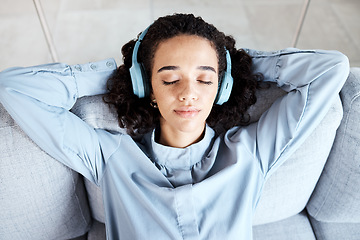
[0,13,349,239]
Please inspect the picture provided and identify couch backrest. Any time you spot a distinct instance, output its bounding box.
[307,67,360,223]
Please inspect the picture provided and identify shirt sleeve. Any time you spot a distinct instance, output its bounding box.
[237,48,350,179]
[0,58,121,185]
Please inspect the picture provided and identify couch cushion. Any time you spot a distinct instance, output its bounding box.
[307,68,360,223]
[0,103,91,240]
[70,95,125,134]
[309,215,360,240]
[253,210,316,240]
[84,178,105,223]
[251,83,343,225]
[87,220,106,240]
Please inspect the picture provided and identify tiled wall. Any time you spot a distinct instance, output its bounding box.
[0,0,359,70]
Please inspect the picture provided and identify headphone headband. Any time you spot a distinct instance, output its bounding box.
[129,27,150,98]
[131,27,149,65]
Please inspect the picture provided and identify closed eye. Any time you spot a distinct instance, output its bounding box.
[162,80,179,85]
[198,80,213,85]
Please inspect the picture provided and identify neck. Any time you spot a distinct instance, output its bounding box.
[157,124,206,148]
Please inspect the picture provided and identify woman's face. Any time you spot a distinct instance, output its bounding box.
[151,35,219,146]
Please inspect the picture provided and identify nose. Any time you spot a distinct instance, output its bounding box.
[178,81,198,102]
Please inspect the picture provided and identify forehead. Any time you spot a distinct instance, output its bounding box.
[152,35,219,68]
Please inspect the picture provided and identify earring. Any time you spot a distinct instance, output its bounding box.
[150,99,158,108]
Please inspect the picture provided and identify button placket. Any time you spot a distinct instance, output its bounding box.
[174,185,199,239]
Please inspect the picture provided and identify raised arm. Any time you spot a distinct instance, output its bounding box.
[237,48,350,178]
[0,59,120,184]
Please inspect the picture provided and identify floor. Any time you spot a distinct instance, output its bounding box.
[0,0,359,70]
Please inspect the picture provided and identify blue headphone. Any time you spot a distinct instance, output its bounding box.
[129,27,234,105]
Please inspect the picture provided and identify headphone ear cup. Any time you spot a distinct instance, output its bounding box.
[215,50,234,105]
[216,72,234,105]
[140,63,150,97]
[129,61,147,98]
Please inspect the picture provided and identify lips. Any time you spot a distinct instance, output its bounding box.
[174,106,200,118]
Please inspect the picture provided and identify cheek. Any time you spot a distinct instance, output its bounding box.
[151,81,162,100]
[152,88,174,114]
[153,88,173,103]
[207,85,219,102]
[152,82,176,101]
[199,89,217,114]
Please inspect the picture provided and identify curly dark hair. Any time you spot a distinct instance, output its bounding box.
[104,13,262,136]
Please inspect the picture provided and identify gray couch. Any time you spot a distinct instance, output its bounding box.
[1,67,359,240]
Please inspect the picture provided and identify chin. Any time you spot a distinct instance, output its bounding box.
[177,121,206,133]
[160,115,207,133]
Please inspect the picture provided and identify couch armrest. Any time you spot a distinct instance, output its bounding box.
[0,102,92,239]
[307,67,360,222]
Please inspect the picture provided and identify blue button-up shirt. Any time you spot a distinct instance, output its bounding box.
[0,48,349,239]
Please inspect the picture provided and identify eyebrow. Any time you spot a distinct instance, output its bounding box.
[157,66,179,73]
[157,65,217,73]
[198,66,216,73]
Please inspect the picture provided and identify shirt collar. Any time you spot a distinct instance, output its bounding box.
[150,125,215,170]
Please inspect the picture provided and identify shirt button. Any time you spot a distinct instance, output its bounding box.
[75,65,82,71]
[90,64,97,70]
[106,61,114,68]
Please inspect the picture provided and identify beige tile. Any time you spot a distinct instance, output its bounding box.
[38,0,63,32]
[297,0,360,66]
[152,3,251,46]
[331,0,360,67]
[0,1,51,70]
[54,10,151,64]
[237,0,302,3]
[26,0,359,68]
[152,2,252,51]
[0,0,37,15]
[331,1,360,42]
[242,1,304,50]
[152,0,304,50]
[41,0,152,28]
[60,0,151,11]
[39,0,152,65]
